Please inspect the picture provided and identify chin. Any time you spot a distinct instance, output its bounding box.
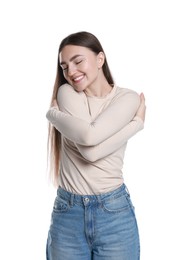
[73,85,86,93]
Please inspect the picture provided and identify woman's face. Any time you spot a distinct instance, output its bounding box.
[59,45,104,92]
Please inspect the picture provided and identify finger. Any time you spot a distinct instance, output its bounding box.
[140,92,145,100]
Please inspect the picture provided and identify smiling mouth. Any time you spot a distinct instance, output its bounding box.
[73,75,84,83]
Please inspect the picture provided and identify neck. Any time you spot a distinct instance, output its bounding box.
[84,73,113,97]
[85,82,112,97]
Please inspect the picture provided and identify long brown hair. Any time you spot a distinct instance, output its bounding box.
[47,31,115,185]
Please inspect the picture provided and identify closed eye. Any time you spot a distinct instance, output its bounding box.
[61,58,84,72]
[75,60,83,65]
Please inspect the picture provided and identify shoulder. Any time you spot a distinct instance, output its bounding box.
[57,83,85,101]
[113,85,140,103]
[57,84,89,116]
[58,83,76,96]
[116,85,139,95]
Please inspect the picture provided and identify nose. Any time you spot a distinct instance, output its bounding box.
[67,64,76,77]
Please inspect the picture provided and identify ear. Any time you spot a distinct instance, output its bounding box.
[97,52,105,69]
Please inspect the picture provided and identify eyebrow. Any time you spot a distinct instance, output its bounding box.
[60,54,83,65]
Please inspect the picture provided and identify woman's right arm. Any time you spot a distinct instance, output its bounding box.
[75,116,144,162]
[46,84,140,146]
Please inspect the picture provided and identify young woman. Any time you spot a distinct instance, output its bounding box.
[46,31,146,260]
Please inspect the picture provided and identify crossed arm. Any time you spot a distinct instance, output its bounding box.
[46,84,145,161]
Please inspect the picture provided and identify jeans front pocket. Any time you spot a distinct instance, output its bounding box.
[102,194,131,214]
[126,195,135,210]
[53,196,70,213]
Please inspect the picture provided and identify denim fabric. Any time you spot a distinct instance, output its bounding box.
[46,184,140,260]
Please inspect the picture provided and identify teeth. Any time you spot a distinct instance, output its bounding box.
[73,75,84,82]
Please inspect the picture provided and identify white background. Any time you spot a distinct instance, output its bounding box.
[0,0,193,259]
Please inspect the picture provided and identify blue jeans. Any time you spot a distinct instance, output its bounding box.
[46,184,140,259]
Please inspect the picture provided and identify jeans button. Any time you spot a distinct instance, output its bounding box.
[83,197,90,205]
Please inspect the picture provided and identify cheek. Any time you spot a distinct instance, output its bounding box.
[62,72,72,84]
[82,57,98,71]
[85,62,98,75]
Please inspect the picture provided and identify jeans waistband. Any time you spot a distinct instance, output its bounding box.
[57,184,129,206]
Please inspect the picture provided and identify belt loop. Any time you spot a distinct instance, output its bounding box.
[97,195,102,207]
[70,194,74,207]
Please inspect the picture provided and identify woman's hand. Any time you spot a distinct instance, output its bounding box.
[136,93,146,122]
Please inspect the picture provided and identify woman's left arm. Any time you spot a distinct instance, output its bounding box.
[75,116,144,162]
[76,93,146,162]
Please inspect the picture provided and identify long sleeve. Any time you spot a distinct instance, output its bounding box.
[75,116,144,162]
[46,84,140,146]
